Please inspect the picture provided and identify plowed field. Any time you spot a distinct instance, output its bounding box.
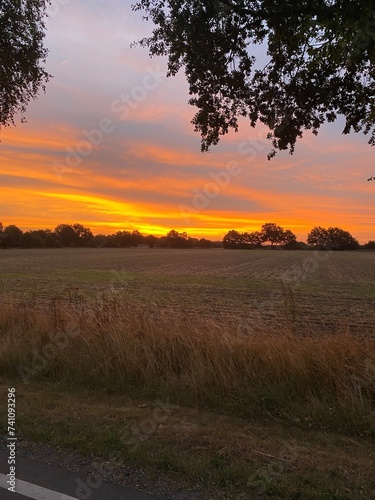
[1,248,374,335]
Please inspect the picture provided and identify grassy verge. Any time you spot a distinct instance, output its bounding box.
[0,381,374,499]
[0,296,374,436]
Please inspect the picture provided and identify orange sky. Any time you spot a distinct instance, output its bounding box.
[1,1,374,243]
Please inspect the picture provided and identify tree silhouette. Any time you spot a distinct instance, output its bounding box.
[282,229,297,245]
[261,223,286,247]
[0,1,51,130]
[199,237,212,248]
[54,224,77,247]
[307,226,359,250]
[134,0,375,157]
[0,220,366,250]
[2,224,23,248]
[223,225,297,249]
[243,231,263,248]
[223,230,244,249]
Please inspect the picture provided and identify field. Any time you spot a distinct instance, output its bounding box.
[1,248,375,498]
[1,247,375,334]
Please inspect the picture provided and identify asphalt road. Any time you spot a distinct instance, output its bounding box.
[0,450,160,500]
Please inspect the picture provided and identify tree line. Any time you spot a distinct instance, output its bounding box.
[0,223,222,249]
[0,222,373,251]
[223,223,370,250]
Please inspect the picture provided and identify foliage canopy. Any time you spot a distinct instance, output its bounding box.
[307,226,360,250]
[223,223,297,248]
[133,0,375,157]
[0,0,50,129]
[2,1,375,158]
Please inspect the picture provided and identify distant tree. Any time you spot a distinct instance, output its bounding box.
[281,229,297,245]
[117,229,144,247]
[261,223,286,247]
[103,234,120,248]
[115,230,133,247]
[31,229,47,239]
[188,237,199,248]
[307,226,359,250]
[167,229,180,239]
[364,240,375,250]
[166,229,179,248]
[198,237,212,248]
[1,0,51,131]
[224,225,297,249]
[19,231,45,248]
[30,229,61,248]
[166,229,190,248]
[307,226,328,248]
[43,230,62,248]
[54,223,93,247]
[330,227,359,250]
[2,224,23,248]
[283,240,307,250]
[72,223,93,247]
[159,236,168,248]
[130,230,143,247]
[145,234,158,248]
[54,224,77,247]
[19,232,34,249]
[92,234,107,248]
[223,230,243,249]
[243,231,263,248]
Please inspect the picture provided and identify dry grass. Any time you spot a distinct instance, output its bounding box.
[1,296,374,435]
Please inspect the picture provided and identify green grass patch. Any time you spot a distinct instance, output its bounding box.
[0,381,374,499]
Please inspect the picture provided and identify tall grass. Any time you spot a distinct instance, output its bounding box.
[1,296,374,434]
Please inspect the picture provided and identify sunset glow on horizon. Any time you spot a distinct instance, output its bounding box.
[1,1,374,243]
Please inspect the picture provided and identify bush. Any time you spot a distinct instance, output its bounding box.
[364,240,375,250]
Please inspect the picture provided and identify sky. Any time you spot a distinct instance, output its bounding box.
[1,0,374,243]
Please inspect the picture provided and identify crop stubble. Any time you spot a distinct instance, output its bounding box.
[0,248,374,335]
